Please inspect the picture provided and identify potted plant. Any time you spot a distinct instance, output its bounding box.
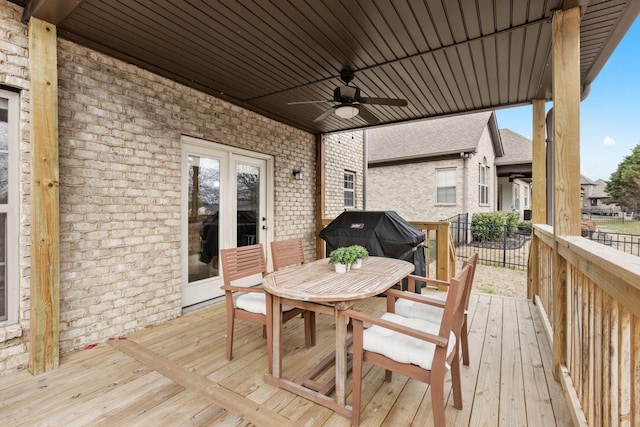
[328,247,351,273]
[349,245,369,268]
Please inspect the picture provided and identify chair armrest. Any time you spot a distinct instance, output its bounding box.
[220,285,264,293]
[384,288,445,308]
[407,274,451,290]
[343,309,448,347]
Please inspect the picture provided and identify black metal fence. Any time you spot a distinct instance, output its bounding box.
[581,207,636,225]
[442,214,530,271]
[583,230,640,256]
[442,213,640,271]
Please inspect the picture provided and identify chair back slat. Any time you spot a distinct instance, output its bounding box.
[271,238,305,271]
[438,264,470,339]
[220,244,267,286]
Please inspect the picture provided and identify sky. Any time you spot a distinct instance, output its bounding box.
[495,15,640,182]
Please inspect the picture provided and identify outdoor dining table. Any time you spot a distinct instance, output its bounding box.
[262,256,414,417]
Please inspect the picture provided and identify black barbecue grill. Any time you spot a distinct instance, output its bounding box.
[319,211,426,291]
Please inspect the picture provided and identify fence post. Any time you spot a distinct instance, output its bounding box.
[503,224,507,267]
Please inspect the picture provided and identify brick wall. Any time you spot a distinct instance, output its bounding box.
[323,131,364,218]
[367,159,464,221]
[0,0,317,375]
[0,0,31,375]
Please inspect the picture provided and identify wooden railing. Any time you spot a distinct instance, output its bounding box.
[529,224,640,426]
[318,219,455,282]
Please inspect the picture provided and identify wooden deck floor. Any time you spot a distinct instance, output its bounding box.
[0,293,573,426]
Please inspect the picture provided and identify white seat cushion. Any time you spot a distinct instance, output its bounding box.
[396,298,469,321]
[363,312,456,371]
[395,298,445,324]
[235,292,295,315]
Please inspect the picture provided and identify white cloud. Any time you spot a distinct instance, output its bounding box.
[603,136,616,148]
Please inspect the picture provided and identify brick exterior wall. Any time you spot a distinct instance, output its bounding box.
[0,0,318,375]
[323,131,364,218]
[0,0,31,375]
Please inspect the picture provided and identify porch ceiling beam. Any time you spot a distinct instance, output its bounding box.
[28,17,61,375]
[21,0,86,24]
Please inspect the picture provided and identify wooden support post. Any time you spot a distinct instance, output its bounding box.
[532,99,547,225]
[551,7,581,381]
[315,134,326,260]
[436,222,450,285]
[28,17,61,375]
[529,99,547,300]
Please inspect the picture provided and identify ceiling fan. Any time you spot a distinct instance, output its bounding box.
[288,69,408,124]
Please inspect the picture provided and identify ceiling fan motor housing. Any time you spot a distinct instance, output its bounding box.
[334,85,360,103]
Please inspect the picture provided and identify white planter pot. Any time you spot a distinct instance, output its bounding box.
[334,263,347,273]
[352,259,363,269]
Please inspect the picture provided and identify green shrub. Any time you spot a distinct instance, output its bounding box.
[471,211,522,241]
[517,220,532,234]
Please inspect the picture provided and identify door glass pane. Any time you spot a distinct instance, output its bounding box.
[188,155,220,283]
[236,164,259,246]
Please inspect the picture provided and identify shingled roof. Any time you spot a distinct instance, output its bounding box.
[367,111,503,164]
[495,129,532,166]
[590,179,610,199]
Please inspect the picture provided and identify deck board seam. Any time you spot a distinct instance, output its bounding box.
[109,338,297,427]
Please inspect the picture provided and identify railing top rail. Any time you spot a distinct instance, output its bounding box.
[533,223,640,318]
[557,235,640,292]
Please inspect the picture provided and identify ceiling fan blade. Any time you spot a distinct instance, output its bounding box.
[356,105,380,124]
[313,107,336,122]
[287,100,332,105]
[358,97,408,107]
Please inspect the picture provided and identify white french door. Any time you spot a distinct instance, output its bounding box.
[181,137,272,308]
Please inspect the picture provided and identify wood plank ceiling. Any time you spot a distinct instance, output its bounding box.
[16,0,640,134]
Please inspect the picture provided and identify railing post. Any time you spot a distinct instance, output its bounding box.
[436,223,450,286]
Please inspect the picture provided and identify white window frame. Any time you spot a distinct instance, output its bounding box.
[436,168,456,204]
[0,89,19,327]
[478,164,489,205]
[344,171,355,208]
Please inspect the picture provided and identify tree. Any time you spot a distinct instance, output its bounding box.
[606,143,640,213]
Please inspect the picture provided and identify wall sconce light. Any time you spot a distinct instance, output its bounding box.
[292,169,303,180]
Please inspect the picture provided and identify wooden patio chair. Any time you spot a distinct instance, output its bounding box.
[270,238,316,347]
[387,252,478,366]
[346,264,472,427]
[220,244,311,366]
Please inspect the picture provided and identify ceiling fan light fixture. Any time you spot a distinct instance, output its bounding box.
[335,105,359,119]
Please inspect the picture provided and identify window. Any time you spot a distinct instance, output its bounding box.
[514,185,520,210]
[436,168,456,204]
[0,89,18,325]
[524,185,529,208]
[344,171,355,208]
[479,164,489,205]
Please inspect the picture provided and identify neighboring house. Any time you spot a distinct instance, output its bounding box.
[365,112,505,221]
[495,129,533,219]
[581,176,619,213]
